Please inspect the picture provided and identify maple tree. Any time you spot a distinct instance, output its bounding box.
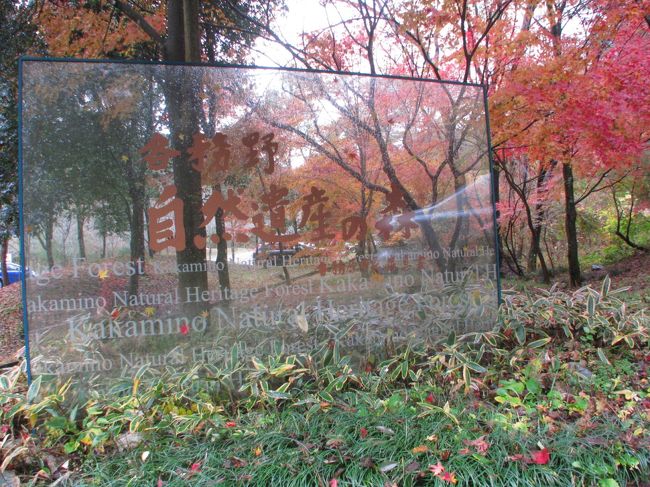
[491,0,650,285]
[285,0,649,285]
[255,1,506,275]
[0,1,41,281]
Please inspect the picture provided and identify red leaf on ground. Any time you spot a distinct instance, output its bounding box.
[110,308,120,319]
[180,323,189,335]
[465,436,490,454]
[425,393,435,404]
[225,421,236,428]
[531,448,550,465]
[329,479,338,487]
[440,471,458,484]
[190,462,201,472]
[157,478,164,487]
[360,427,368,439]
[429,462,445,476]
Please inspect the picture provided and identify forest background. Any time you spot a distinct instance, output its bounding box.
[1,0,648,295]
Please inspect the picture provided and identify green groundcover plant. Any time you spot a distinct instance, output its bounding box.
[1,277,648,486]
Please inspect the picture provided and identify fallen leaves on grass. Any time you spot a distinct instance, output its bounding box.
[223,456,247,468]
[463,436,490,454]
[531,447,550,465]
[428,461,458,484]
[440,471,458,484]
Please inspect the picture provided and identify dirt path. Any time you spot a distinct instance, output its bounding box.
[581,251,650,299]
[0,283,24,364]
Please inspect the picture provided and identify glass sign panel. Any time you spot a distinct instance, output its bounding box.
[20,60,499,387]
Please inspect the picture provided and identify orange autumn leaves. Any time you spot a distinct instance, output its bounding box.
[37,1,165,58]
[429,462,457,484]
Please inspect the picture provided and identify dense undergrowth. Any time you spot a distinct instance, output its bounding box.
[1,278,648,486]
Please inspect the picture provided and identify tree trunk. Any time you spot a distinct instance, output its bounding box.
[418,218,448,274]
[612,186,649,252]
[76,211,86,260]
[128,189,146,296]
[500,160,551,282]
[101,230,107,259]
[165,0,209,316]
[124,116,148,296]
[1,238,9,286]
[527,163,554,280]
[45,214,54,270]
[446,173,469,274]
[214,185,230,297]
[493,163,503,274]
[563,162,581,287]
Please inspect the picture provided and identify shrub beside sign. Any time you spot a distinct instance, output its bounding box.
[20,59,499,385]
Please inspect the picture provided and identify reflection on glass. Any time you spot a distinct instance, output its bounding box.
[21,60,498,387]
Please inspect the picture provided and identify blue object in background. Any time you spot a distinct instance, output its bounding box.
[0,262,33,287]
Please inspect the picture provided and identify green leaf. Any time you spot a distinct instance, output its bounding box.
[616,453,640,468]
[502,380,525,395]
[598,479,620,487]
[466,362,487,374]
[386,393,402,412]
[463,366,471,389]
[601,275,611,298]
[46,416,68,430]
[400,361,409,379]
[69,405,78,422]
[267,391,290,400]
[525,378,541,395]
[26,376,41,403]
[319,391,334,403]
[587,294,596,317]
[64,440,80,454]
[276,382,291,393]
[528,337,551,349]
[251,357,266,372]
[515,325,526,346]
[270,363,295,376]
[134,364,149,380]
[597,348,611,365]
